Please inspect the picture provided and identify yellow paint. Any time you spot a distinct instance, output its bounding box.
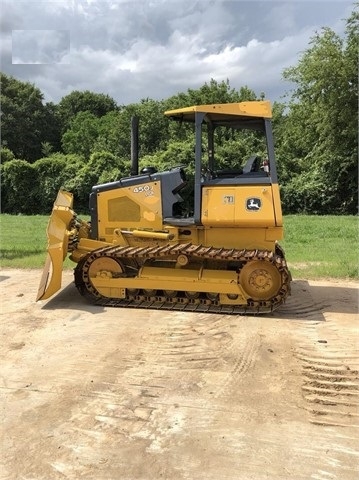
[91,265,249,303]
[143,211,156,221]
[37,100,289,305]
[36,190,75,301]
[165,101,272,119]
[96,181,163,241]
[201,185,277,227]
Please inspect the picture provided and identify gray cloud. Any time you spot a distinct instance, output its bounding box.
[0,0,353,105]
[12,30,70,64]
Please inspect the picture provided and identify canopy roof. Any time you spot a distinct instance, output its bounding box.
[164,101,272,129]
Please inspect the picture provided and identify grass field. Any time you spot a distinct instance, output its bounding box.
[0,214,358,280]
[0,215,77,270]
[280,215,358,279]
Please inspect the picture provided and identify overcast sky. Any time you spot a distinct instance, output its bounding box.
[0,0,354,106]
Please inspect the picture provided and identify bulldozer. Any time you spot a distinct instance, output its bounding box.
[37,100,291,314]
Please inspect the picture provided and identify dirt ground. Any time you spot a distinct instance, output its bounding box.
[1,269,358,480]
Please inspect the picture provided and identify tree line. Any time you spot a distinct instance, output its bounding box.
[1,6,357,215]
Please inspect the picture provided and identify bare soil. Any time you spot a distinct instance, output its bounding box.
[1,269,358,480]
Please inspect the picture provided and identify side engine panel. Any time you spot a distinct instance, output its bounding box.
[92,180,163,242]
[89,167,187,243]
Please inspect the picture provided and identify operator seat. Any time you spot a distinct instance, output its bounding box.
[242,155,261,174]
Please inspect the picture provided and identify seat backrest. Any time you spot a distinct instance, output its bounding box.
[242,155,261,174]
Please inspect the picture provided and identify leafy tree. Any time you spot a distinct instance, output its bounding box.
[0,73,59,162]
[1,160,37,213]
[61,111,101,159]
[87,151,130,183]
[58,90,119,133]
[140,140,195,173]
[110,99,169,159]
[135,99,169,155]
[165,79,256,111]
[89,100,169,163]
[61,81,256,169]
[0,147,16,163]
[58,152,130,213]
[280,7,358,213]
[42,102,62,153]
[164,80,259,145]
[32,154,85,212]
[63,168,102,213]
[92,111,124,156]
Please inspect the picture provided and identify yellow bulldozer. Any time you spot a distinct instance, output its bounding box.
[37,100,291,314]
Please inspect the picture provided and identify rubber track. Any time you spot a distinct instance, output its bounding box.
[74,243,291,315]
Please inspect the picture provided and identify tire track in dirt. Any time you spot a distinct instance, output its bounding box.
[297,350,359,427]
[19,311,257,478]
[276,280,327,321]
[113,312,262,453]
[211,324,261,400]
[295,312,359,428]
[3,271,358,480]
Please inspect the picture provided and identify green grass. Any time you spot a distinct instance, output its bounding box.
[0,214,75,270]
[0,214,358,280]
[281,215,358,280]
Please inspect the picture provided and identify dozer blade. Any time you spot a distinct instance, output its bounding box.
[36,190,75,301]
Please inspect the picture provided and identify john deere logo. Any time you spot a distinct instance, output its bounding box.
[246,197,261,211]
